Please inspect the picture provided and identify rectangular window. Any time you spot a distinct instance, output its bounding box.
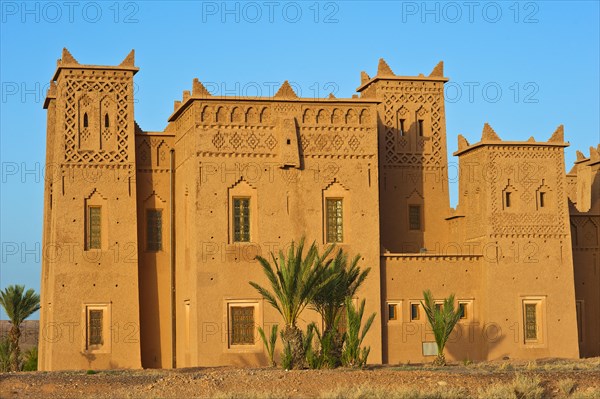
[326,198,344,243]
[85,307,105,351]
[230,306,255,345]
[418,119,424,136]
[84,304,110,353]
[409,205,421,230]
[146,209,163,251]
[388,304,397,321]
[435,303,443,313]
[459,303,468,319]
[399,119,406,136]
[88,310,103,346]
[505,192,512,208]
[521,297,546,346]
[87,206,101,250]
[524,303,537,341]
[410,303,420,321]
[233,198,250,242]
[539,192,545,208]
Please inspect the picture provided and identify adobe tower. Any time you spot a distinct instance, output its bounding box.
[39,49,141,370]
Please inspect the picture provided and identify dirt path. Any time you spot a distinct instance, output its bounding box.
[1,360,599,398]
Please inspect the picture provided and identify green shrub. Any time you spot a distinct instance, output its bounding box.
[0,336,11,372]
[22,346,37,371]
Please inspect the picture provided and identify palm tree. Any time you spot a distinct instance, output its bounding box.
[249,238,334,369]
[0,285,40,371]
[341,297,376,367]
[421,290,461,366]
[310,249,370,366]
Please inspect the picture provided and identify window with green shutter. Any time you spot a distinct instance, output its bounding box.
[87,206,101,249]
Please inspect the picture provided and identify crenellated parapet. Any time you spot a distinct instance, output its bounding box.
[166,78,379,162]
[355,58,449,168]
[44,48,139,166]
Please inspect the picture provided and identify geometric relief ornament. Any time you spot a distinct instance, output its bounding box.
[383,87,442,166]
[78,92,98,151]
[137,139,151,167]
[209,130,279,153]
[99,94,117,153]
[64,76,130,163]
[298,132,365,156]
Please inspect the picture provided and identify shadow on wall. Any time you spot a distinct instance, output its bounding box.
[378,112,426,254]
[445,319,506,362]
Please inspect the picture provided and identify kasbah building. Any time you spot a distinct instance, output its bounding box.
[38,49,599,371]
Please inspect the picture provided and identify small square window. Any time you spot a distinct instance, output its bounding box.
[435,303,443,313]
[388,304,397,321]
[410,303,420,321]
[459,303,468,319]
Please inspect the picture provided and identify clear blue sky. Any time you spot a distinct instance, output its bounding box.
[1,1,599,319]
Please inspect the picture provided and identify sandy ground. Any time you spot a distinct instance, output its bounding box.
[1,358,599,398]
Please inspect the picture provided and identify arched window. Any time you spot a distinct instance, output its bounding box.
[83,113,88,128]
[104,113,109,128]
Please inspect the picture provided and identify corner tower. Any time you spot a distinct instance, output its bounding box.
[39,49,141,370]
[454,125,580,359]
[358,59,450,252]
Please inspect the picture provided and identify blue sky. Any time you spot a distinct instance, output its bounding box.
[1,1,599,319]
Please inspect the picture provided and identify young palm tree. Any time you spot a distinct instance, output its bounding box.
[249,238,334,369]
[310,249,370,366]
[257,324,278,367]
[421,290,461,366]
[341,297,376,367]
[0,285,40,371]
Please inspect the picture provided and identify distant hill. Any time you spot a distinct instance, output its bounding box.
[0,320,39,350]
